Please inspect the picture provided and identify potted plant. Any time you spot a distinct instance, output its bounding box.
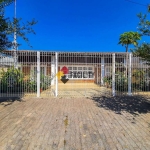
[103,76,112,88]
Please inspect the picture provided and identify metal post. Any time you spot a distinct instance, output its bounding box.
[128,53,132,96]
[101,57,105,85]
[51,56,55,85]
[37,51,40,97]
[55,52,58,97]
[13,0,18,69]
[112,53,115,96]
[97,66,98,84]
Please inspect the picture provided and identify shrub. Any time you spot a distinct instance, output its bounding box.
[132,69,150,91]
[24,74,51,92]
[0,68,52,93]
[24,80,37,92]
[132,81,150,91]
[115,75,128,91]
[103,72,128,91]
[103,76,112,87]
[0,67,24,93]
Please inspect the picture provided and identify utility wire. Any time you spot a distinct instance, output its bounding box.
[125,0,147,7]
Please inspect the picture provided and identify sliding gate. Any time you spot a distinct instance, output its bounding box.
[56,52,112,97]
[0,51,150,98]
[37,52,113,97]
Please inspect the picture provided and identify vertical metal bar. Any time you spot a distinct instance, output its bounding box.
[51,56,55,85]
[101,56,104,85]
[97,66,98,84]
[128,53,132,95]
[112,53,115,96]
[55,52,58,97]
[37,51,40,97]
[14,0,17,43]
[13,0,18,69]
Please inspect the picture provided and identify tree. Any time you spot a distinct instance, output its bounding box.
[8,17,37,47]
[136,4,150,36]
[0,0,37,51]
[137,12,150,36]
[132,43,150,64]
[132,7,150,63]
[0,15,12,51]
[0,0,14,51]
[0,0,14,9]
[118,32,141,76]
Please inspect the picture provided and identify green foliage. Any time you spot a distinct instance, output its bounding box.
[132,69,150,91]
[115,72,128,92]
[118,31,141,77]
[24,74,51,92]
[103,70,150,92]
[0,0,37,51]
[132,10,150,64]
[103,76,112,85]
[137,12,150,36]
[0,68,51,93]
[103,73,128,91]
[0,67,24,92]
[132,69,145,79]
[24,80,37,92]
[40,74,51,90]
[0,16,12,51]
[132,43,150,64]
[132,81,149,91]
[0,0,14,9]
[118,32,141,51]
[7,18,37,48]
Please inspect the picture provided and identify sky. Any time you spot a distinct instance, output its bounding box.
[5,0,150,52]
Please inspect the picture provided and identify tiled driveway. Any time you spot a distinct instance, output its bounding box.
[0,96,150,150]
[43,83,112,97]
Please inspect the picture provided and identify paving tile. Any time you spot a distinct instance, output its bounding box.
[0,96,149,150]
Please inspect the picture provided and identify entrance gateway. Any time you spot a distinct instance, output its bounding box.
[0,51,149,98]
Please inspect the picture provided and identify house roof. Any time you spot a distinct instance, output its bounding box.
[0,54,14,65]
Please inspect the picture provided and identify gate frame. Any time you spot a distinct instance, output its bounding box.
[37,51,40,97]
[128,53,132,96]
[36,52,133,97]
[112,53,115,96]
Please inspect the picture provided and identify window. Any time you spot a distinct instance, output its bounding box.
[33,67,45,75]
[105,66,112,76]
[61,66,94,79]
[31,66,46,78]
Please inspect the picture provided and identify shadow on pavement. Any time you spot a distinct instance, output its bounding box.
[0,97,24,107]
[92,95,150,115]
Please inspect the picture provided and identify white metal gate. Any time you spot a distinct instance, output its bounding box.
[0,51,149,98]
